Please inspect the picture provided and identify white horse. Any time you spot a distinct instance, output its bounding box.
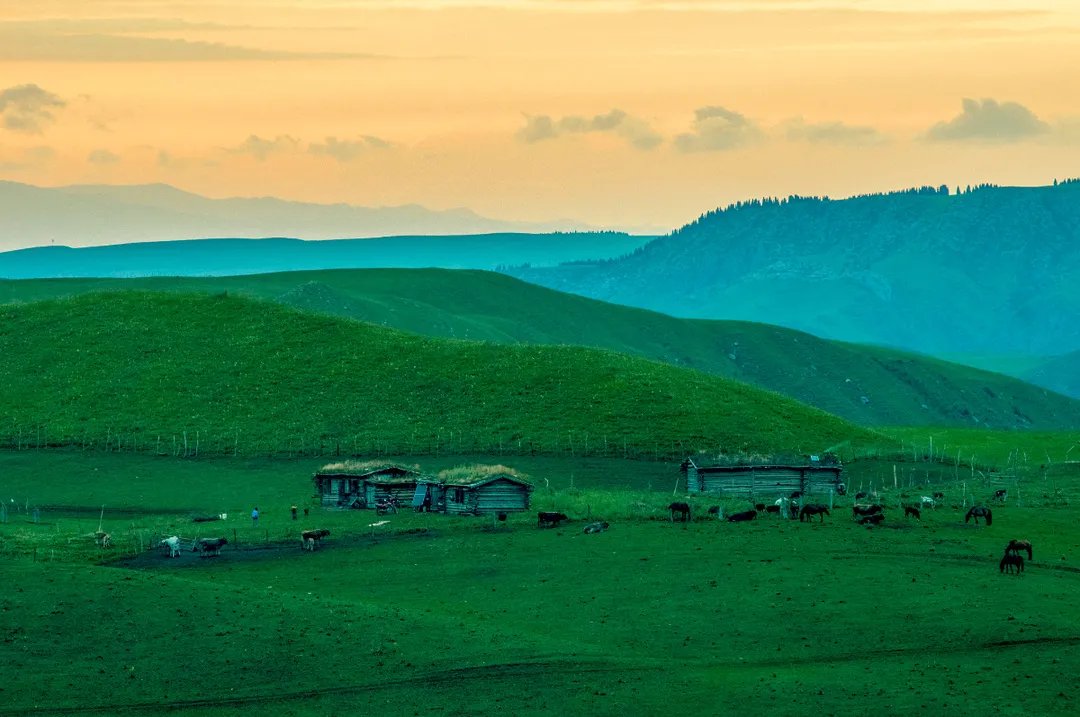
[160,536,181,558]
[920,496,936,509]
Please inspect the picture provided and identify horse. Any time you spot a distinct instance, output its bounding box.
[858,513,885,526]
[537,511,568,528]
[160,536,182,558]
[1005,539,1032,560]
[993,489,1008,503]
[965,506,993,526]
[920,496,936,509]
[301,529,330,551]
[195,537,228,557]
[852,504,883,519]
[904,506,921,520]
[799,504,830,522]
[727,510,756,523]
[999,553,1024,574]
[668,502,691,523]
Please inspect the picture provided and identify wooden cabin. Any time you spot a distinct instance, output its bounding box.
[683,456,843,499]
[312,462,422,508]
[437,466,533,516]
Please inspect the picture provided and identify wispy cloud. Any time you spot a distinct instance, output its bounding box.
[0,84,65,134]
[926,98,1050,142]
[228,134,301,161]
[517,109,662,150]
[308,136,393,162]
[674,106,761,152]
[784,117,887,145]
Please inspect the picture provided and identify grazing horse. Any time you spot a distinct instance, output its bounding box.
[858,513,885,526]
[965,506,993,526]
[537,511,568,528]
[301,529,330,551]
[852,504,884,519]
[1000,553,1024,574]
[160,536,182,558]
[993,489,1008,503]
[668,502,691,523]
[583,521,610,534]
[1005,539,1033,560]
[195,537,228,557]
[727,510,756,523]
[904,506,921,520]
[920,496,936,509]
[799,504,830,522]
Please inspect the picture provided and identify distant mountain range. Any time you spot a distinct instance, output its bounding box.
[510,181,1080,360]
[0,180,661,250]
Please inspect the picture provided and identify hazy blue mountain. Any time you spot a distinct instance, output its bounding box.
[0,234,653,279]
[1023,352,1080,399]
[510,181,1080,359]
[0,180,660,250]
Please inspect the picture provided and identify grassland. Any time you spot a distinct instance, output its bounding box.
[0,291,879,460]
[2,449,1079,716]
[2,269,1078,429]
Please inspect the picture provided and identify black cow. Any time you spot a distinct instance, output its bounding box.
[669,502,691,522]
[852,504,884,519]
[764,505,782,515]
[993,489,1008,503]
[538,511,569,528]
[727,510,757,523]
[707,505,721,516]
[904,506,921,520]
[799,504,830,522]
[753,503,766,512]
[195,537,228,557]
[858,513,885,526]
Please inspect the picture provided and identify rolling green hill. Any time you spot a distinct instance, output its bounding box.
[0,291,877,459]
[3,269,1079,429]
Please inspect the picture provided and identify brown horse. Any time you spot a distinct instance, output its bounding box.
[965,506,992,526]
[999,553,1024,574]
[1005,539,1033,560]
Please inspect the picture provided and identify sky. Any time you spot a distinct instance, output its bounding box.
[1,0,1079,233]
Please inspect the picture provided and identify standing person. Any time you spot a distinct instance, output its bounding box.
[290,505,298,520]
[251,507,259,526]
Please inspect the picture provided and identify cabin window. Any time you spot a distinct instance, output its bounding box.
[453,488,465,503]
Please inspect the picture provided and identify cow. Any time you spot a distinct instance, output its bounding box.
[764,504,782,515]
[1005,539,1033,560]
[852,504,884,519]
[993,489,1008,503]
[799,504,830,522]
[160,536,182,558]
[932,492,945,500]
[583,521,610,534]
[537,511,569,528]
[858,513,885,526]
[707,505,721,517]
[195,537,228,557]
[668,502,691,523]
[727,510,757,523]
[753,503,766,513]
[854,491,868,501]
[301,529,330,551]
[904,506,921,520]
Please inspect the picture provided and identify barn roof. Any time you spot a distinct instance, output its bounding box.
[686,458,842,474]
[437,464,533,489]
[314,461,421,478]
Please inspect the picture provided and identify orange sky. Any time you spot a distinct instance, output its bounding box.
[1,1,1078,231]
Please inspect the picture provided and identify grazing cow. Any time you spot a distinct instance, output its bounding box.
[1005,539,1033,560]
[993,489,1008,503]
[195,537,228,557]
[301,529,330,551]
[904,506,921,520]
[727,510,757,523]
[753,503,766,513]
[765,504,782,515]
[583,521,610,534]
[858,513,885,526]
[920,496,936,509]
[537,511,569,528]
[852,504,884,519]
[999,553,1024,574]
[965,506,993,526]
[932,492,945,500]
[160,536,182,558]
[668,502,691,523]
[799,504,830,523]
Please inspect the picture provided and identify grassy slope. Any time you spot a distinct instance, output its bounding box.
[2,269,1078,430]
[3,449,1080,716]
[0,291,875,459]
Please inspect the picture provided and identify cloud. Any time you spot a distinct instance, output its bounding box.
[88,149,121,165]
[517,109,662,150]
[784,117,886,145]
[228,134,301,161]
[0,84,65,134]
[674,106,762,152]
[308,136,393,162]
[926,98,1049,142]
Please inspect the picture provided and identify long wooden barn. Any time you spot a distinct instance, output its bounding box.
[684,457,843,499]
[312,462,423,508]
[437,465,533,516]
